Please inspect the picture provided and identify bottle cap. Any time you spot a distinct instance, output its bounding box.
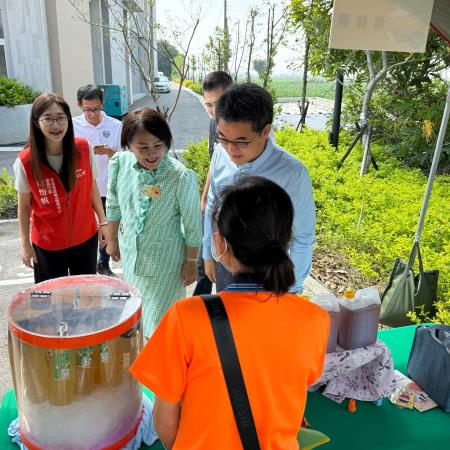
[343,289,356,300]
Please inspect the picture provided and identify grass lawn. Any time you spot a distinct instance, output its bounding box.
[239,77,335,100]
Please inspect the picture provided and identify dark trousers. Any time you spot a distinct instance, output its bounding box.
[33,232,98,283]
[193,244,213,296]
[216,262,233,292]
[98,197,110,266]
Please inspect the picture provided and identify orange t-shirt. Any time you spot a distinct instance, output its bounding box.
[130,292,329,450]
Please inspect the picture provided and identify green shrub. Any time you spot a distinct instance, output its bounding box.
[0,168,17,218]
[184,128,450,324]
[184,139,209,189]
[0,77,40,107]
[180,79,202,95]
[342,79,450,173]
[190,83,202,95]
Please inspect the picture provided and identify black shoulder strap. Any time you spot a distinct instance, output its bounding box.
[201,294,261,450]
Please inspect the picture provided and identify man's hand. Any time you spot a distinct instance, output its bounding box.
[200,193,207,213]
[182,261,198,286]
[204,259,216,284]
[94,145,115,158]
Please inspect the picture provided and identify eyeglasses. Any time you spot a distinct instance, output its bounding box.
[82,107,103,114]
[39,116,68,127]
[214,132,259,149]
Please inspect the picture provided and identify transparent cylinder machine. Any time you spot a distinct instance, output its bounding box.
[8,275,143,450]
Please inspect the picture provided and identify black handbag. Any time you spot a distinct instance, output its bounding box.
[380,242,439,327]
[201,294,261,450]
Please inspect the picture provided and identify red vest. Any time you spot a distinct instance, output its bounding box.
[19,137,97,251]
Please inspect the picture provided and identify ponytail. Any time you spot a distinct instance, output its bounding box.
[213,176,295,294]
[256,246,295,294]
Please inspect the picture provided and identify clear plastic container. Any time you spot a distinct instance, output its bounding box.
[337,287,381,350]
[8,275,143,450]
[310,294,341,353]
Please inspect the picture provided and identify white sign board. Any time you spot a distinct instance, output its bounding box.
[329,0,434,53]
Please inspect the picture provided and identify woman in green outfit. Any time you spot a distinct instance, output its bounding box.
[106,108,202,337]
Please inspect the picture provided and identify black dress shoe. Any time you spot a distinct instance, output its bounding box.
[96,263,117,277]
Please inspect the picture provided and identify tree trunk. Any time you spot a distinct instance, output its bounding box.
[246,11,256,82]
[301,36,310,114]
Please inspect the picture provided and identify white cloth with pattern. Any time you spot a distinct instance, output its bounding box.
[309,340,396,403]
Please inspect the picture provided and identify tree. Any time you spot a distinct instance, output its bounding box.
[253,59,267,80]
[68,0,201,121]
[261,2,290,89]
[230,19,249,82]
[289,0,450,173]
[246,8,258,82]
[157,40,179,78]
[204,26,232,72]
[189,55,197,82]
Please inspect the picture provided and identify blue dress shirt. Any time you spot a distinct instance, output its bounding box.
[203,138,316,292]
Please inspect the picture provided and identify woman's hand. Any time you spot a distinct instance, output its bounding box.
[204,259,216,284]
[106,239,121,262]
[98,226,107,248]
[21,242,37,269]
[182,261,198,286]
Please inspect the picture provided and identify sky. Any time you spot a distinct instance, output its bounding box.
[155,0,301,75]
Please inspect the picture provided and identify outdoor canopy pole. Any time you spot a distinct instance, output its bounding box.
[414,83,450,244]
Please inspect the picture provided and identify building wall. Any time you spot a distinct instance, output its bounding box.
[45,0,94,110]
[89,0,105,85]
[0,0,52,92]
[0,0,152,109]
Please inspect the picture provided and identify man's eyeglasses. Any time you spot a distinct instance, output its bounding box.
[82,107,103,114]
[214,132,259,149]
[39,116,68,127]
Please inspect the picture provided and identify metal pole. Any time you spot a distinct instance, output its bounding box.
[329,71,344,148]
[414,83,450,243]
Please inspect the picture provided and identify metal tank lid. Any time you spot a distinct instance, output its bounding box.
[8,275,142,348]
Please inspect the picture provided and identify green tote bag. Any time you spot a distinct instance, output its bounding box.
[380,242,439,327]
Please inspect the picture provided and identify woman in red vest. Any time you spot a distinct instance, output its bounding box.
[14,92,107,283]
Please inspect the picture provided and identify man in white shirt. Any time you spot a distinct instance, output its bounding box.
[73,85,122,276]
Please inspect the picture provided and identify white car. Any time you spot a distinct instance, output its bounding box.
[154,76,170,93]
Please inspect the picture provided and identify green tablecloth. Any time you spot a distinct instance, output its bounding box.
[0,387,163,450]
[304,325,450,449]
[1,325,448,449]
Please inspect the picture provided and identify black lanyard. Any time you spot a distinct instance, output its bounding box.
[201,294,261,450]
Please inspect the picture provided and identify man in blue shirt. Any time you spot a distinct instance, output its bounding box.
[203,83,315,293]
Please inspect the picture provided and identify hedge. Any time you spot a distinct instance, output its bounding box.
[184,128,450,324]
[0,168,17,218]
[0,77,40,107]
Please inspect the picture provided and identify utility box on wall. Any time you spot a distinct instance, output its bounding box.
[97,84,128,119]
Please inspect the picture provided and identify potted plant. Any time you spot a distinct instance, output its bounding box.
[0,77,40,145]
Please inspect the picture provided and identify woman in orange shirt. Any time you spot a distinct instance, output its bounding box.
[130,176,330,450]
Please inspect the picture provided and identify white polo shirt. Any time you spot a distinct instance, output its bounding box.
[73,113,122,196]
